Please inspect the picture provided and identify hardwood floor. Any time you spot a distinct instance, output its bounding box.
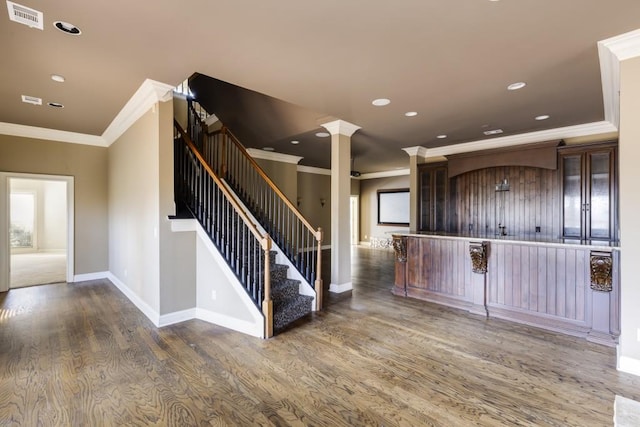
[1,246,639,426]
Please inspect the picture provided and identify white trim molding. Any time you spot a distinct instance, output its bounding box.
[598,29,640,130]
[0,122,106,146]
[402,146,428,158]
[329,281,353,293]
[359,169,410,180]
[73,272,108,282]
[107,272,161,326]
[246,148,303,164]
[158,308,197,327]
[102,79,175,145]
[619,355,640,378]
[297,165,331,176]
[424,121,617,159]
[321,119,361,137]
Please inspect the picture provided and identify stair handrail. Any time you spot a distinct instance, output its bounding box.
[174,119,274,337]
[188,100,323,310]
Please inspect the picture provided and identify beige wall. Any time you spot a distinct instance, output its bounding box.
[297,171,332,245]
[0,135,108,274]
[254,158,298,204]
[359,175,410,242]
[108,100,195,315]
[619,56,640,370]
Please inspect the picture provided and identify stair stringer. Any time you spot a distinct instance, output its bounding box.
[219,179,318,310]
[170,218,265,337]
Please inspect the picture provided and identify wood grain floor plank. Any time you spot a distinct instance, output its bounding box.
[0,248,638,426]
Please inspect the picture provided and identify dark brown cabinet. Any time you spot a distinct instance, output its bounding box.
[559,142,617,241]
[419,163,449,232]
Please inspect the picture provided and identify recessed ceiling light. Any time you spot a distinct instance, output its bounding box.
[436,134,447,139]
[262,147,274,151]
[315,132,330,138]
[535,115,550,121]
[290,140,300,145]
[54,21,81,35]
[51,74,65,83]
[405,111,418,117]
[48,102,64,108]
[507,82,526,91]
[372,98,391,107]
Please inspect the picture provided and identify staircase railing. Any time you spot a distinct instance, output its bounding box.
[174,119,274,337]
[188,100,323,310]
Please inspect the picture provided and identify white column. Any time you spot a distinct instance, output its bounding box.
[322,120,361,293]
[402,146,428,231]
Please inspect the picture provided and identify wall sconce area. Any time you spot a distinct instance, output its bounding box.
[320,198,326,207]
[297,197,302,207]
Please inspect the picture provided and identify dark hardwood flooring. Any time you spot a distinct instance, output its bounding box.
[1,246,639,426]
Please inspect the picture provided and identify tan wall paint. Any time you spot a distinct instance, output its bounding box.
[108,100,196,315]
[619,56,640,368]
[359,175,411,242]
[0,135,108,274]
[158,100,196,315]
[254,158,298,204]
[297,172,331,245]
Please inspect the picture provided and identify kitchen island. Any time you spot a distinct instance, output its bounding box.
[391,232,619,346]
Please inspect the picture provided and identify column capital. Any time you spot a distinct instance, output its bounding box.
[402,146,428,158]
[321,120,361,137]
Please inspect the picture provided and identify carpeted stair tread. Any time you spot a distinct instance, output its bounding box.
[273,294,314,331]
[272,279,301,303]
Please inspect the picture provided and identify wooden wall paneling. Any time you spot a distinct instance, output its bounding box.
[565,249,577,320]
[546,247,557,316]
[556,248,566,318]
[575,251,586,322]
[537,246,547,313]
[528,246,538,312]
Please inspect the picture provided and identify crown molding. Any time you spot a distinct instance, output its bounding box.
[297,165,331,176]
[423,121,617,159]
[246,148,303,164]
[401,146,428,157]
[598,29,640,129]
[321,119,361,137]
[102,79,175,146]
[358,168,410,180]
[0,121,106,146]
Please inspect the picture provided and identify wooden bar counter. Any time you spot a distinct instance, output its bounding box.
[391,232,620,346]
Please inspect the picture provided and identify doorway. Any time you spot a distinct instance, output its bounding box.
[350,195,359,245]
[0,173,74,292]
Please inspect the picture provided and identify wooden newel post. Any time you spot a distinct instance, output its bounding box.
[315,228,323,311]
[262,236,273,338]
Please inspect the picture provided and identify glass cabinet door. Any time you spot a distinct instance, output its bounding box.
[588,152,611,239]
[419,169,431,231]
[562,155,582,238]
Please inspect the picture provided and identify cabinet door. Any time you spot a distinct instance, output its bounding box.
[419,169,431,231]
[434,167,448,231]
[587,151,612,239]
[562,154,583,238]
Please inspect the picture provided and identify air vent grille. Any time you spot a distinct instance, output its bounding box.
[21,95,42,105]
[6,1,43,30]
[483,129,504,136]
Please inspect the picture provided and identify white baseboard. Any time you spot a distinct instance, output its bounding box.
[330,281,353,293]
[73,271,108,282]
[619,355,640,377]
[158,308,197,327]
[106,272,161,326]
[195,307,263,338]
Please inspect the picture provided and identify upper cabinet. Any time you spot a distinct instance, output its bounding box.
[418,163,449,232]
[559,142,617,241]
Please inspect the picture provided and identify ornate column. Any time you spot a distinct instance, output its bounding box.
[321,119,361,293]
[392,235,408,296]
[469,241,489,317]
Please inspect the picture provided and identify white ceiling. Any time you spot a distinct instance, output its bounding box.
[1,1,640,172]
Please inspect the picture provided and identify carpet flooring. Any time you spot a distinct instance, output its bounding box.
[10,252,66,288]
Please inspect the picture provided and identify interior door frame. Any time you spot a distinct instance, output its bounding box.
[0,172,75,292]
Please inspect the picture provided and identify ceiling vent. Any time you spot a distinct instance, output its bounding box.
[21,95,42,105]
[483,129,504,136]
[6,1,43,30]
